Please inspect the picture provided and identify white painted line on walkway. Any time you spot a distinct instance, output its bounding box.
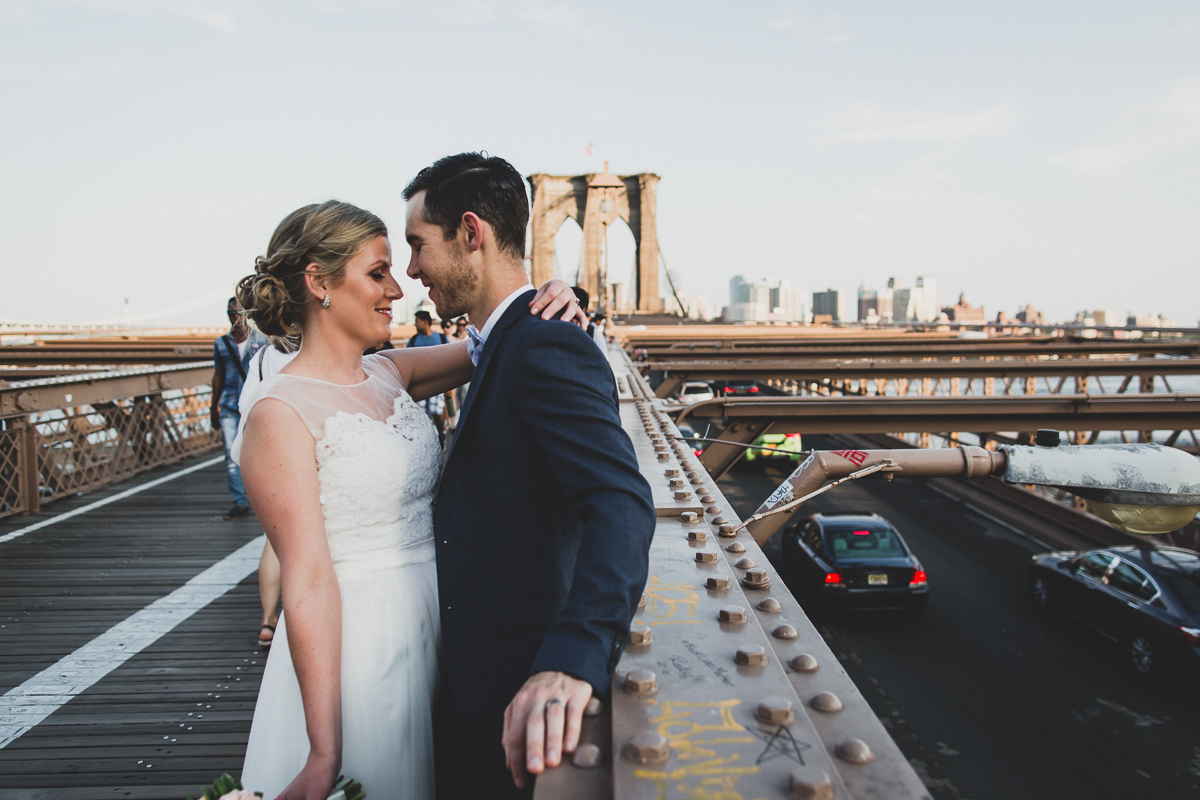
[0,534,266,748]
[0,455,225,544]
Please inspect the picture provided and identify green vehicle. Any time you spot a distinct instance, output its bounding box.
[744,432,804,464]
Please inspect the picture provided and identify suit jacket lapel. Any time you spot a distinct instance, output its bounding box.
[446,289,536,462]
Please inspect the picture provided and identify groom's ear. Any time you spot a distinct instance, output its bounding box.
[460,212,486,253]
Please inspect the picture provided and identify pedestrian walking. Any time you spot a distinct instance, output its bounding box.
[406,309,452,443]
[210,297,268,520]
[235,338,298,647]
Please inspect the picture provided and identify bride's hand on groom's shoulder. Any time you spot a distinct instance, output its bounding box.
[274,749,340,800]
[502,670,593,789]
[530,280,588,329]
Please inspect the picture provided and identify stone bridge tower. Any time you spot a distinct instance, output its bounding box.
[527,165,662,313]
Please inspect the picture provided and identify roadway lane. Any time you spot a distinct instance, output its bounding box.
[718,436,1200,800]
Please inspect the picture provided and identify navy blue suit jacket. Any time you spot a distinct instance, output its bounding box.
[433,290,654,759]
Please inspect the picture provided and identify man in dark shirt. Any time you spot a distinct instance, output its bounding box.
[407,309,452,442]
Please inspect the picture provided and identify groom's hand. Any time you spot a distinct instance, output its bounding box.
[502,670,593,788]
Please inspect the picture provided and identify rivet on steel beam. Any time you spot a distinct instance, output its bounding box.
[773,624,799,640]
[836,739,874,765]
[680,511,699,523]
[657,453,669,461]
[687,529,708,542]
[757,598,782,613]
[584,696,605,717]
[572,743,603,768]
[809,692,843,713]
[735,645,767,667]
[686,471,699,479]
[726,542,746,553]
[669,479,685,489]
[742,569,771,589]
[626,731,669,764]
[734,557,756,570]
[681,461,695,471]
[674,490,691,500]
[624,669,657,693]
[629,625,653,645]
[690,478,704,486]
[719,605,747,623]
[654,446,668,453]
[711,515,727,525]
[756,696,795,726]
[718,525,737,537]
[707,575,731,590]
[699,494,714,503]
[790,653,819,672]
[788,767,834,800]
[695,551,718,564]
[664,469,680,477]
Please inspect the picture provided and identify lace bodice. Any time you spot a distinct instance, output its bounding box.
[237,354,442,567]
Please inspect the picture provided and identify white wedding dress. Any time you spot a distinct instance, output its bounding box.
[237,354,442,799]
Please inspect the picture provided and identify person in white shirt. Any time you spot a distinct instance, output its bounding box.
[235,338,297,647]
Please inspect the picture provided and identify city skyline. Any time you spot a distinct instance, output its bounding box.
[1,2,1197,328]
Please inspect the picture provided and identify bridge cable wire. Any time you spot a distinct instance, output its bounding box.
[733,460,896,533]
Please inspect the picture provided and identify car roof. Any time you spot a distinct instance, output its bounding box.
[1107,546,1200,576]
[681,381,711,388]
[812,513,889,529]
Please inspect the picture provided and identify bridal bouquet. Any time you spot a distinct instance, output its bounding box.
[187,773,364,800]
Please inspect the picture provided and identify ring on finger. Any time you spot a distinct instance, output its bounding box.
[546,698,564,709]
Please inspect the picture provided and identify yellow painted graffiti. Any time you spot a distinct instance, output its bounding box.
[642,576,699,622]
[632,699,761,799]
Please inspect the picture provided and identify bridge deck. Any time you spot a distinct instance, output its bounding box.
[0,458,266,800]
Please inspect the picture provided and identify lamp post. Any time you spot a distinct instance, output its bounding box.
[599,197,613,313]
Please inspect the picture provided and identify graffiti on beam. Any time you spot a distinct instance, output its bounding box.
[831,449,868,466]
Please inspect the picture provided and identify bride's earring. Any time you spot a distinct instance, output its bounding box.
[322,293,331,309]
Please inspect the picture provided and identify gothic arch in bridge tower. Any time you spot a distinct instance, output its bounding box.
[527,165,662,313]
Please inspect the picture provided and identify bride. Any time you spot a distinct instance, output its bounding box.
[232,200,580,800]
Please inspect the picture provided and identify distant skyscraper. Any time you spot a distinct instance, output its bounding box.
[912,276,939,322]
[812,289,849,322]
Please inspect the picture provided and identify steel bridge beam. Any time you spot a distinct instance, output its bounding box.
[631,339,1200,361]
[678,394,1200,437]
[648,356,1200,398]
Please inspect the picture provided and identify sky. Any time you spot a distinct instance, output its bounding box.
[1,0,1198,328]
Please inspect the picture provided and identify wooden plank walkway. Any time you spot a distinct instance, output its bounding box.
[0,456,268,800]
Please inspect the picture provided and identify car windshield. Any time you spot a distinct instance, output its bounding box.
[825,526,906,559]
[1164,575,1200,616]
[683,385,710,394]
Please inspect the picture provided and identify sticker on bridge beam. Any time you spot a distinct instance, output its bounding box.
[831,449,868,466]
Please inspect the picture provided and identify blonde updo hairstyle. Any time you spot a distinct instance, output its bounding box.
[237,200,388,342]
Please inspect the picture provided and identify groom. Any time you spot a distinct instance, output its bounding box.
[403,153,656,798]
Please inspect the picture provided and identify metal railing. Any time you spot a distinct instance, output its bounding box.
[0,363,219,519]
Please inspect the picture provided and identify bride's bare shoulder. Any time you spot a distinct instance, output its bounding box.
[243,397,313,447]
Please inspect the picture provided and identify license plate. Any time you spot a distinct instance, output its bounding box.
[868,573,888,585]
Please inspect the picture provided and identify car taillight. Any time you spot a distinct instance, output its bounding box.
[1181,626,1200,646]
[824,572,841,584]
[910,570,927,586]
[750,385,759,392]
[785,433,801,440]
[694,449,703,456]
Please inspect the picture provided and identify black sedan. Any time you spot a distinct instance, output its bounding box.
[1029,545,1200,676]
[782,513,929,613]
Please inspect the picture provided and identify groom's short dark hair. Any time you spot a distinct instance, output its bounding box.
[403,152,528,260]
